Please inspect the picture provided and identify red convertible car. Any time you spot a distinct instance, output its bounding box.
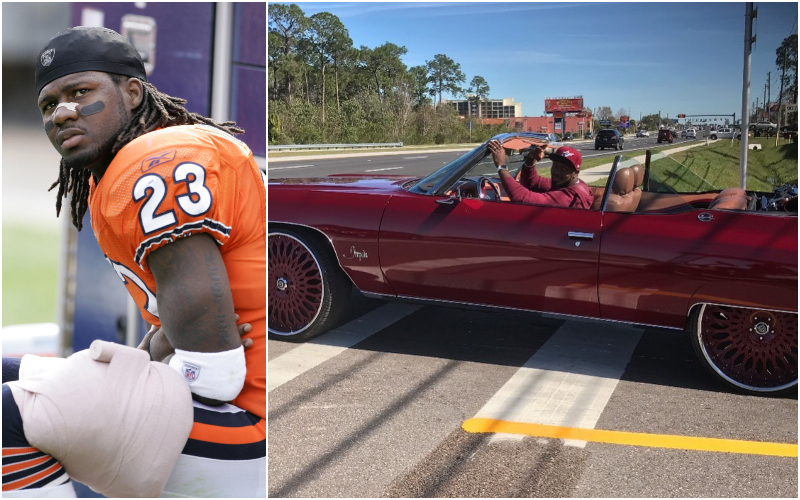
[269,133,798,396]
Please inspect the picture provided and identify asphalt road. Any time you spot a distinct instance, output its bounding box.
[267,136,704,179]
[269,296,798,498]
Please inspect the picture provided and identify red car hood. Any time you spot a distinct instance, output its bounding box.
[268,174,417,193]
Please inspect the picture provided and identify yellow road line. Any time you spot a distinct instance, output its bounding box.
[462,418,798,458]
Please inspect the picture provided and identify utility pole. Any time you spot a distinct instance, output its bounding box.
[739,2,756,189]
[763,82,767,122]
[776,42,788,147]
[767,71,771,121]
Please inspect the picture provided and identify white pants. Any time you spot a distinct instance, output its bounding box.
[161,400,266,498]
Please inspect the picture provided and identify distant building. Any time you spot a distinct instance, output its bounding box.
[507,115,592,135]
[445,97,521,119]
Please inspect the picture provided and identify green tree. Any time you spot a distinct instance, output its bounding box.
[467,75,490,118]
[306,12,350,127]
[407,65,432,108]
[776,34,798,125]
[358,43,408,104]
[639,113,660,130]
[328,25,353,113]
[268,3,308,103]
[426,54,465,107]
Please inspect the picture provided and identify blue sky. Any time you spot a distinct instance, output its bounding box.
[275,1,797,122]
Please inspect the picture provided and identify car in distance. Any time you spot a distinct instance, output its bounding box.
[562,132,574,141]
[709,128,737,140]
[595,129,624,150]
[269,131,798,396]
[749,121,777,135]
[657,129,674,143]
[684,129,697,139]
[584,132,593,139]
[529,132,562,149]
[636,130,650,138]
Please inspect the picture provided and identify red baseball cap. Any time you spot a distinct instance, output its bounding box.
[550,146,582,172]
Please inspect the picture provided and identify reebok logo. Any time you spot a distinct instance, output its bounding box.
[141,150,177,172]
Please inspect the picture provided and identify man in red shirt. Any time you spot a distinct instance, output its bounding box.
[488,139,593,209]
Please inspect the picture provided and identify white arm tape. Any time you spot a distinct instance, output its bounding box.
[169,345,246,401]
[19,354,68,379]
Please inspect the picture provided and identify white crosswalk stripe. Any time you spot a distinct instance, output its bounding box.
[473,320,643,447]
[268,303,421,391]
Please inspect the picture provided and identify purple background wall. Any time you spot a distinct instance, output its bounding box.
[71,2,214,117]
[231,2,266,156]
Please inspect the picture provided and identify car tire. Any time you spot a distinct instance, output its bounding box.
[710,135,717,140]
[269,228,352,341]
[689,304,797,396]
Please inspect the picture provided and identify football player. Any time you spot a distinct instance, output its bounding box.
[3,26,265,497]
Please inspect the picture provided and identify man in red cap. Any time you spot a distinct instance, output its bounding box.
[488,139,593,208]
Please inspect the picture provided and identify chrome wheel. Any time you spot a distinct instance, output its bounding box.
[269,233,324,336]
[694,304,798,394]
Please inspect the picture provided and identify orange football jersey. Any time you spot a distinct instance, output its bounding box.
[89,124,266,419]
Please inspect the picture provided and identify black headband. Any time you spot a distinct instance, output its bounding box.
[35,26,147,96]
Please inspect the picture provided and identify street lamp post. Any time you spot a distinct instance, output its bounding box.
[739,2,755,189]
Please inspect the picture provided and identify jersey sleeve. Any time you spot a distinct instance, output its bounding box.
[104,137,239,273]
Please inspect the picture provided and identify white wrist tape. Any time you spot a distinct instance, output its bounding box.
[168,346,246,401]
[19,354,68,379]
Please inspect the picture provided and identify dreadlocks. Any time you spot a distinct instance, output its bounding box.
[49,73,244,231]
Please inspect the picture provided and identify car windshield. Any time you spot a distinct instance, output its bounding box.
[409,134,550,195]
[598,131,615,137]
[409,144,485,194]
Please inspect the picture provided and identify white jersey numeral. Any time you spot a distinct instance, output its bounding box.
[107,258,159,318]
[174,162,213,216]
[133,174,177,234]
[132,163,212,234]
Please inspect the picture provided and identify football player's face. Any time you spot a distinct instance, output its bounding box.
[37,71,130,170]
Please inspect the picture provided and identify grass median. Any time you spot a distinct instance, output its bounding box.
[580,138,797,190]
[656,137,797,191]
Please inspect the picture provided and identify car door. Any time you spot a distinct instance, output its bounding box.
[378,192,602,318]
[598,208,798,328]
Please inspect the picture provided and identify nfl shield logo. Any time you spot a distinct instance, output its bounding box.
[41,49,55,67]
[183,363,201,382]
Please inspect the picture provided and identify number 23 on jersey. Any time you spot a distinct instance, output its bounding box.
[133,162,213,234]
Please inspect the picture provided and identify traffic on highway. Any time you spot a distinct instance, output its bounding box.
[268,134,704,178]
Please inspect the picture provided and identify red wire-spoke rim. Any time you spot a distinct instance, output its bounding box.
[699,304,798,390]
[269,234,324,335]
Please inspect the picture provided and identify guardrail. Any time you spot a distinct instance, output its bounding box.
[268,142,403,151]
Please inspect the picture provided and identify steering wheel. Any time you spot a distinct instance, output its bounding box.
[477,176,502,201]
